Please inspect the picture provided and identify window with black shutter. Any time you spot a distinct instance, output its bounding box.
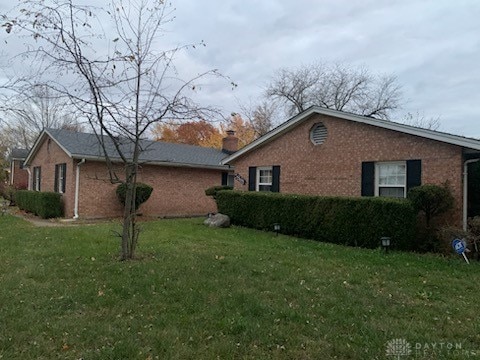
[55,163,67,194]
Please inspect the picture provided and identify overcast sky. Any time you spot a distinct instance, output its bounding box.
[1,0,480,137]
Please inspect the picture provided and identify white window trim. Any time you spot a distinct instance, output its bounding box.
[33,167,41,191]
[58,164,65,194]
[374,161,407,198]
[256,166,273,192]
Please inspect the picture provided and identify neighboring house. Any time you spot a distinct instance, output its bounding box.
[24,128,238,219]
[8,148,29,189]
[222,106,480,230]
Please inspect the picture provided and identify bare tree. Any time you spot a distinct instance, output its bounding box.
[266,62,402,119]
[3,0,227,260]
[401,111,441,130]
[0,84,82,149]
[239,100,277,137]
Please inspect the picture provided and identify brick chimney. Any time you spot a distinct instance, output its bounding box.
[222,130,239,154]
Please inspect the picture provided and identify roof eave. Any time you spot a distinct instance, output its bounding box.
[71,154,229,171]
[24,130,70,166]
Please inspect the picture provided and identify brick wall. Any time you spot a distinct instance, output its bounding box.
[29,137,76,217]
[230,114,464,226]
[29,135,223,219]
[77,161,221,219]
[10,160,28,189]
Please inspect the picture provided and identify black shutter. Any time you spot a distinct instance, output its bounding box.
[38,167,41,191]
[32,168,36,191]
[361,162,375,196]
[221,172,228,186]
[54,165,59,192]
[62,163,67,193]
[271,166,280,192]
[407,159,422,192]
[248,167,256,191]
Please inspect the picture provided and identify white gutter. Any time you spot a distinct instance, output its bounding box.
[73,159,86,219]
[463,158,480,231]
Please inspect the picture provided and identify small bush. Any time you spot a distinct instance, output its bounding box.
[205,185,233,199]
[16,190,63,219]
[469,216,480,238]
[1,185,16,205]
[407,183,454,227]
[216,191,417,251]
[116,182,153,210]
[435,227,469,255]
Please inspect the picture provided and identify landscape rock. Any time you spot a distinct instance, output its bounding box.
[204,213,230,228]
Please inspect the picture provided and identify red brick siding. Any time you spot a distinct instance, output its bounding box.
[10,160,28,189]
[29,135,223,219]
[29,137,76,217]
[77,161,220,218]
[230,114,464,226]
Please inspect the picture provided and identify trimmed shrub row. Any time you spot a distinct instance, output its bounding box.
[205,185,233,199]
[16,190,64,219]
[216,191,417,251]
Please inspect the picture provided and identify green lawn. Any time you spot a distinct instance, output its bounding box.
[0,214,479,359]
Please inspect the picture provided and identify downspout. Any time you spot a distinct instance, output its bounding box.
[463,158,480,231]
[73,159,86,219]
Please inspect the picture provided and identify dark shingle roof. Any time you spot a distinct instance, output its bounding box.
[9,148,29,160]
[45,128,229,168]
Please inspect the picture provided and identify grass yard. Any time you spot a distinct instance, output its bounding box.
[0,214,479,359]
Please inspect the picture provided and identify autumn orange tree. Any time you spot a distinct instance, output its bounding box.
[221,113,256,148]
[153,114,257,149]
[153,120,223,148]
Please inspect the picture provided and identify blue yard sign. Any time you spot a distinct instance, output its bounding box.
[452,239,469,264]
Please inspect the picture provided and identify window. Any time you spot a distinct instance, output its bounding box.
[257,167,273,192]
[375,162,406,198]
[221,172,235,187]
[248,166,280,192]
[55,163,67,194]
[33,166,41,191]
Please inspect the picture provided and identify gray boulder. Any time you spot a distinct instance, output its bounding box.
[204,213,230,228]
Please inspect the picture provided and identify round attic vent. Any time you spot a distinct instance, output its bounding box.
[310,123,328,145]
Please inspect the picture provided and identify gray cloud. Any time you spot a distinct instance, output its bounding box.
[1,0,480,136]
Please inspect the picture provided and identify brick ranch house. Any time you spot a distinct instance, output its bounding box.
[23,128,237,219]
[221,106,480,230]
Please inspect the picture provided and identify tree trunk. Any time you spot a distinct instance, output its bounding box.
[120,163,138,260]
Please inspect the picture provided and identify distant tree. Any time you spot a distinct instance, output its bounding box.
[401,111,440,130]
[239,100,276,137]
[265,62,402,119]
[153,115,256,150]
[0,144,7,184]
[153,120,223,148]
[0,84,83,149]
[223,113,256,148]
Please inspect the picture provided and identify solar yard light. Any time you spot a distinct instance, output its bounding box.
[381,236,391,253]
[273,223,281,236]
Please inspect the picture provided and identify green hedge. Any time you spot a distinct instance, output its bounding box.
[205,185,233,199]
[216,191,417,251]
[16,190,64,219]
[116,182,153,210]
